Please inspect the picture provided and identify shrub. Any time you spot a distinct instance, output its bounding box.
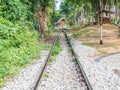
[117,18,120,24]
[49,41,63,62]
[0,17,41,86]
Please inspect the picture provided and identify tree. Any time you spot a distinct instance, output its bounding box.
[63,0,118,24]
[115,0,118,24]
[36,0,54,38]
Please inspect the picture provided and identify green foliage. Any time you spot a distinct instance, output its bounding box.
[54,10,61,22]
[43,72,48,78]
[117,18,120,24]
[41,44,50,50]
[0,0,32,21]
[59,1,74,25]
[111,17,115,24]
[0,17,42,86]
[49,41,62,62]
[111,17,120,25]
[0,0,56,87]
[58,0,119,26]
[46,5,54,31]
[46,0,55,31]
[52,41,62,56]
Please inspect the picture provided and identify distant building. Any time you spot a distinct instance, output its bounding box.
[56,18,68,28]
[102,10,115,23]
[101,5,120,23]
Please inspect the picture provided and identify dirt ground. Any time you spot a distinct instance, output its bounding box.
[70,24,120,57]
[40,32,58,45]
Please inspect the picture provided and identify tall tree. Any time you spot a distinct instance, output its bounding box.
[115,0,118,24]
[36,0,54,38]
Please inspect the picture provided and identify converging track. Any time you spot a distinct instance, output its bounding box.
[34,29,93,90]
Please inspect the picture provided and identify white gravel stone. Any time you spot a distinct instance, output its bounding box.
[95,53,120,76]
[1,33,119,90]
[71,38,120,90]
[37,36,84,90]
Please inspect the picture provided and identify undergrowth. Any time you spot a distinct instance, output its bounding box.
[49,41,63,62]
[0,17,43,86]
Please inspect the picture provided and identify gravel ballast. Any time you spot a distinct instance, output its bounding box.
[38,35,86,90]
[1,33,120,90]
[95,53,120,78]
[71,38,120,90]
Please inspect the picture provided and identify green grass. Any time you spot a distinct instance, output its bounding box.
[49,41,63,62]
[67,26,80,30]
[68,47,72,52]
[82,42,96,48]
[72,29,89,37]
[43,72,49,78]
[72,56,76,62]
[41,44,51,50]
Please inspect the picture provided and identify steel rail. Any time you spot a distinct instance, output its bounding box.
[34,33,59,90]
[62,29,93,90]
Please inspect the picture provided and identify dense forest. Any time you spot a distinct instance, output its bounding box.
[0,0,120,86]
[55,0,120,26]
[0,0,55,86]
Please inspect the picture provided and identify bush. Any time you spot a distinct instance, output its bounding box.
[0,17,41,86]
[111,17,115,24]
[117,18,120,24]
[49,41,63,62]
[111,17,119,24]
[0,0,31,21]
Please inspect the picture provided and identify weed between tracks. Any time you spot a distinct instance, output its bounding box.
[41,44,51,50]
[49,41,63,62]
[43,72,49,79]
[66,39,76,62]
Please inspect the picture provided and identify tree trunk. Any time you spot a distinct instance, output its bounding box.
[109,0,111,23]
[73,4,77,26]
[81,4,84,25]
[115,0,118,24]
[36,4,46,38]
[86,5,88,24]
[95,0,99,24]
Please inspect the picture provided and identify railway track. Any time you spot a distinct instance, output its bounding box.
[34,29,93,90]
[62,29,93,90]
[34,33,60,90]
